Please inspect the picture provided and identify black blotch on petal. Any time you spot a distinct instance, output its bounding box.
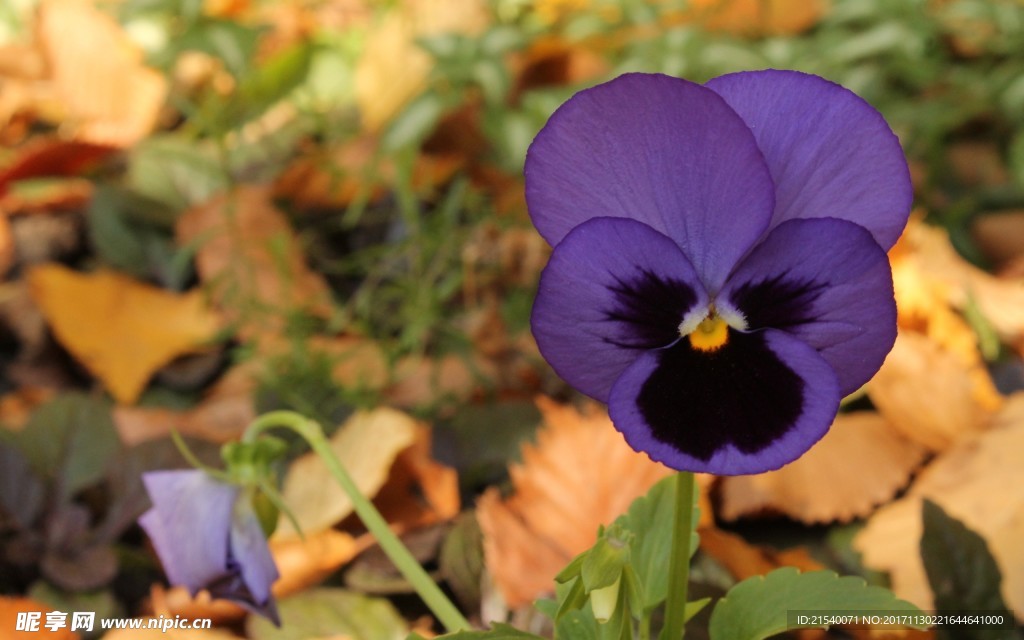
[603,268,698,349]
[637,331,804,461]
[730,273,826,330]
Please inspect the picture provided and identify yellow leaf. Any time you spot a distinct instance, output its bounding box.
[37,0,168,146]
[477,398,686,607]
[719,412,927,524]
[856,393,1024,621]
[27,265,222,404]
[274,408,419,539]
[900,219,1024,349]
[353,0,487,131]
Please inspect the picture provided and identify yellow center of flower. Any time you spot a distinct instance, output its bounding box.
[687,314,729,352]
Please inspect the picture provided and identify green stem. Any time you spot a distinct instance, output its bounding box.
[661,471,695,640]
[244,411,472,633]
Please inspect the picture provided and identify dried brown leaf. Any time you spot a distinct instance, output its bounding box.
[719,412,927,523]
[176,186,333,335]
[113,363,257,445]
[867,331,1000,451]
[477,398,673,607]
[856,393,1024,619]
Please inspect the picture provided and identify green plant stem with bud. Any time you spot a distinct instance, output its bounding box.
[661,471,695,640]
[242,410,472,634]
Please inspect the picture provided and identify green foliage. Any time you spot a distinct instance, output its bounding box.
[921,500,1023,640]
[248,589,408,640]
[708,567,926,640]
[543,475,700,639]
[7,394,120,504]
[422,623,545,640]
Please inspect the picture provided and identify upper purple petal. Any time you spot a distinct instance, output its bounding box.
[719,217,897,395]
[531,216,709,402]
[139,470,237,594]
[706,69,912,250]
[608,328,840,474]
[525,72,775,292]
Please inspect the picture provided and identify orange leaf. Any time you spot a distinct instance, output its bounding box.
[373,426,461,531]
[37,0,168,146]
[269,530,365,598]
[681,0,828,36]
[0,597,79,639]
[476,398,677,607]
[719,412,927,524]
[698,527,824,582]
[27,265,223,404]
[177,186,333,336]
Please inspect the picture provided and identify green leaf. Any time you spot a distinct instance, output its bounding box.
[920,499,1021,639]
[247,588,407,640]
[0,440,44,528]
[87,185,180,281]
[175,18,264,78]
[382,91,446,151]
[615,474,699,610]
[439,512,486,613]
[12,394,120,503]
[198,41,314,135]
[127,135,228,211]
[426,623,545,639]
[708,568,926,640]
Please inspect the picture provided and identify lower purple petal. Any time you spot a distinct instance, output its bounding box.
[608,328,839,474]
[227,498,281,623]
[720,217,896,395]
[531,217,709,402]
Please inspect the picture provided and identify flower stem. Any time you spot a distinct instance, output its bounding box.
[661,471,695,640]
[244,411,472,633]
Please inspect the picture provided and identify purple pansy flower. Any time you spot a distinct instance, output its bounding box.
[139,470,280,624]
[527,70,911,475]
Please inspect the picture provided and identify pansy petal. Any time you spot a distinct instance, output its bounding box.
[532,216,709,402]
[706,69,912,250]
[140,470,237,594]
[227,500,281,622]
[525,72,775,292]
[719,217,896,395]
[608,328,840,474]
